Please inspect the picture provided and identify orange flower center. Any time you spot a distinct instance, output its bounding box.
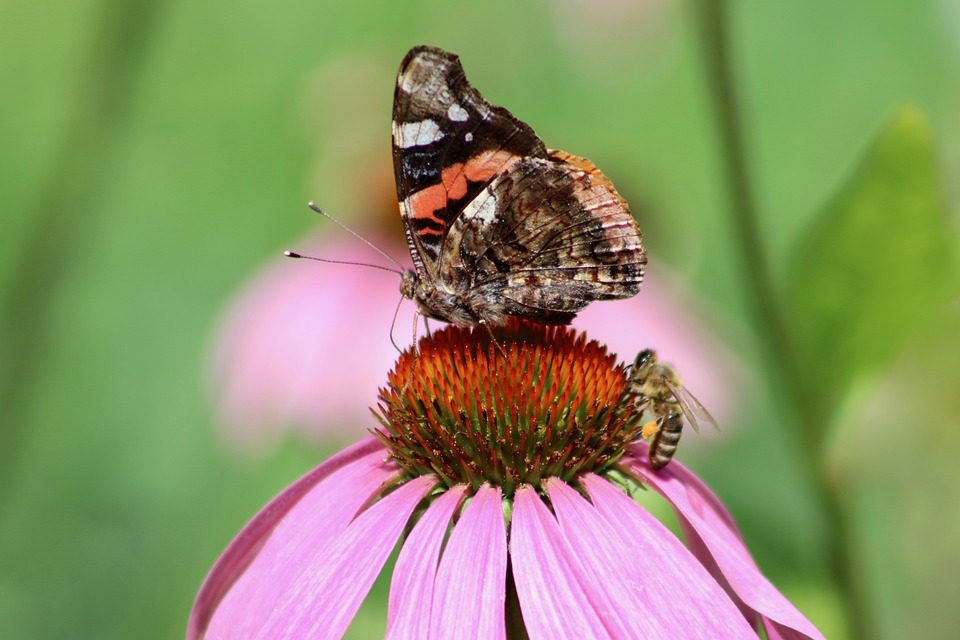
[373,320,643,496]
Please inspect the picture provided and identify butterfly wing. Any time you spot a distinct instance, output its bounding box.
[440,153,646,324]
[392,46,548,280]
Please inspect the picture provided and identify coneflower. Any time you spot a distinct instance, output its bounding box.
[189,321,822,639]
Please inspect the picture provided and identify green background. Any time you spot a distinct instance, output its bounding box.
[1,0,958,638]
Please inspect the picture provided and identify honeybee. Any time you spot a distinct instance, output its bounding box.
[622,349,718,470]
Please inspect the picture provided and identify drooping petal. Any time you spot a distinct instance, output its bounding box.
[211,475,434,639]
[192,440,400,639]
[626,452,826,640]
[547,478,757,639]
[430,484,508,640]
[188,437,387,639]
[510,485,613,640]
[580,474,759,638]
[387,485,467,639]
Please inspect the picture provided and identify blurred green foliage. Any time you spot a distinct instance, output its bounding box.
[787,108,958,422]
[0,0,958,638]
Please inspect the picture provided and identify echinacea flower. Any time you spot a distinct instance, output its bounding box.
[190,322,822,639]
[209,233,743,450]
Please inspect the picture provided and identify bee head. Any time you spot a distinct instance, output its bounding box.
[633,349,657,370]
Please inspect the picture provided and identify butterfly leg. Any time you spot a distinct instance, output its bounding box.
[411,309,421,356]
[479,319,508,358]
[396,310,423,398]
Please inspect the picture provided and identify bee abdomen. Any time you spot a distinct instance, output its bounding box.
[649,415,683,470]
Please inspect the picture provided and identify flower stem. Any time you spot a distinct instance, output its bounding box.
[504,562,529,640]
[694,1,869,637]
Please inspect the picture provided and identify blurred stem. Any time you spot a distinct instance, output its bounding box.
[0,0,161,519]
[504,562,529,640]
[694,1,868,637]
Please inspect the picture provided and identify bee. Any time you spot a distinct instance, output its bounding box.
[622,349,718,470]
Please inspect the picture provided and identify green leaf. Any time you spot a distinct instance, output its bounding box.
[785,106,957,414]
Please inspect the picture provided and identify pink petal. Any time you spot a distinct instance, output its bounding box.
[510,485,613,639]
[387,485,467,639]
[191,439,399,639]
[576,262,747,427]
[626,452,825,640]
[430,484,508,639]
[580,474,759,637]
[188,437,386,639]
[209,233,418,448]
[218,475,434,639]
[547,478,756,639]
[544,479,645,639]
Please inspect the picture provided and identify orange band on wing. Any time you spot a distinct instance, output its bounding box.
[406,162,467,224]
[463,150,519,182]
[404,151,520,225]
[548,149,628,209]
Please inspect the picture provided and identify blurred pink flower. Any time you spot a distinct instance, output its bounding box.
[187,438,823,639]
[208,233,416,448]
[209,232,744,450]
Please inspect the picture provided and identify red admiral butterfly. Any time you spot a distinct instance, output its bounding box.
[392,45,646,327]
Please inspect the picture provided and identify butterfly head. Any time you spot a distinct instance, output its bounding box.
[400,270,418,300]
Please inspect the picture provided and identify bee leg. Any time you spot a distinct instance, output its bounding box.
[640,419,660,440]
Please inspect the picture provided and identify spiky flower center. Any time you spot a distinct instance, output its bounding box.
[373,320,643,496]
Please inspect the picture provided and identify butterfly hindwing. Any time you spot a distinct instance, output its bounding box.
[392,46,548,277]
[439,153,646,324]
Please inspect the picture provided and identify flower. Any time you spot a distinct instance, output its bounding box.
[209,234,744,450]
[190,322,822,639]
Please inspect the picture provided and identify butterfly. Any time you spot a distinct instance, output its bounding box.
[389,45,647,328]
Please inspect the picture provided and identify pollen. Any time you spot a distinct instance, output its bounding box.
[641,419,659,439]
[372,320,644,496]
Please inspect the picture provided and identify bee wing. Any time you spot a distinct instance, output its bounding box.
[662,379,719,433]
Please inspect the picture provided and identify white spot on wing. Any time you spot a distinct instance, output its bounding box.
[397,71,416,93]
[448,103,469,122]
[465,132,473,142]
[461,190,499,226]
[392,119,445,148]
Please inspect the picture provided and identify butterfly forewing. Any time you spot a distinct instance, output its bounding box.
[392,46,548,276]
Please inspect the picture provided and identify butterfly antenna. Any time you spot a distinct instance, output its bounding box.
[307,201,407,271]
[283,251,403,276]
[388,293,405,354]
